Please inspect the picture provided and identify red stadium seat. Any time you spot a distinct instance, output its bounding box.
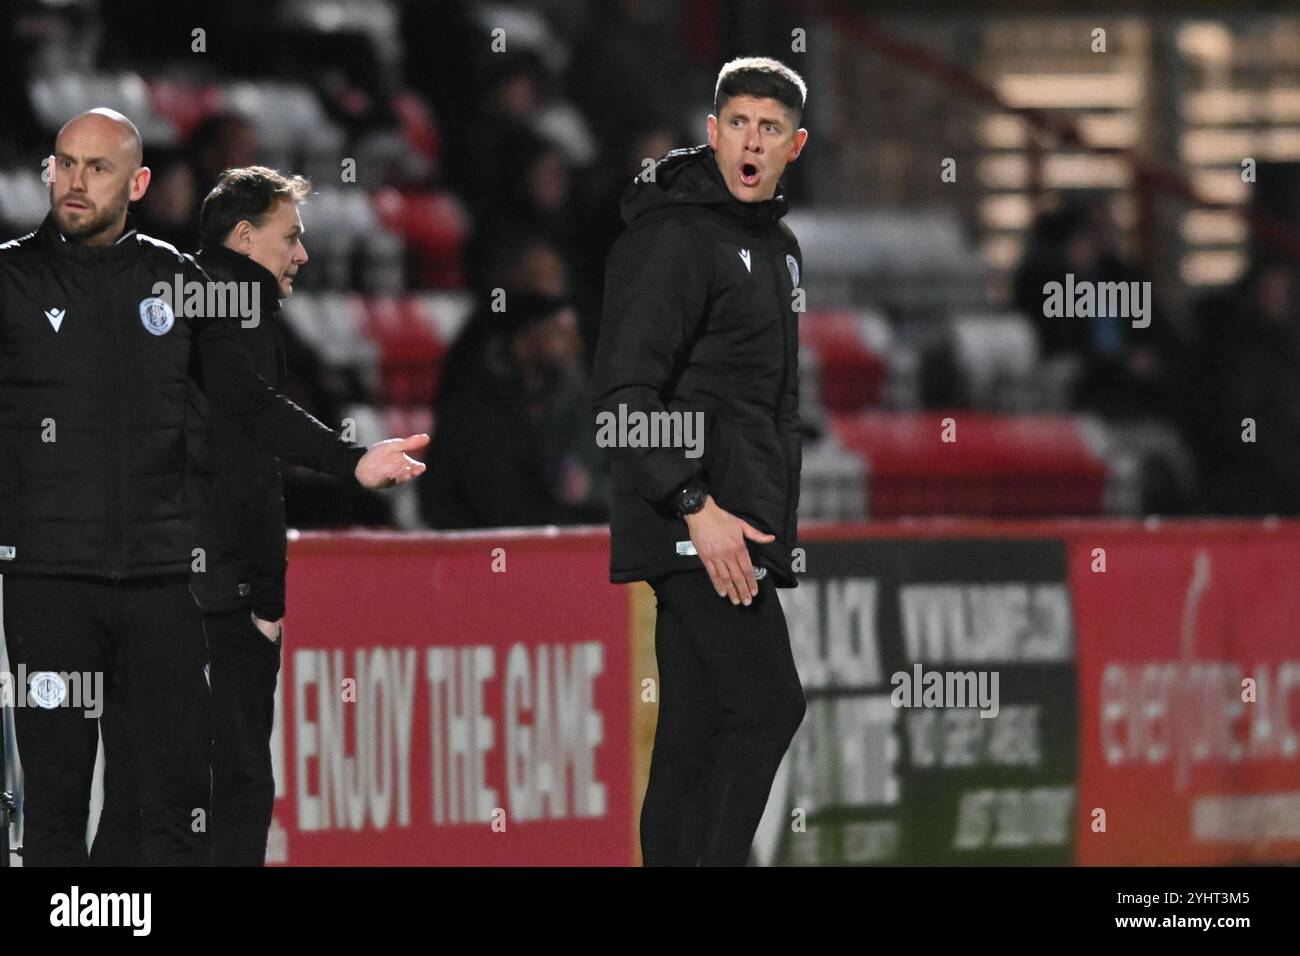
[798,309,890,411]
[360,296,447,407]
[831,410,1109,517]
[146,79,227,141]
[372,189,468,290]
[392,91,440,165]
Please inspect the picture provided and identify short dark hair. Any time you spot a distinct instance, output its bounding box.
[714,57,807,125]
[199,165,312,250]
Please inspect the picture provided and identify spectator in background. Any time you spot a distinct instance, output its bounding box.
[451,49,549,214]
[419,292,608,529]
[399,0,491,172]
[1013,195,1178,419]
[571,114,680,354]
[465,1,597,168]
[469,232,571,300]
[463,126,579,316]
[567,0,705,159]
[0,4,44,166]
[1190,258,1300,514]
[186,112,259,223]
[131,147,197,248]
[475,124,572,239]
[275,4,401,137]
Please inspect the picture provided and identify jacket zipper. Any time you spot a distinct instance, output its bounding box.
[107,257,124,580]
[769,231,794,546]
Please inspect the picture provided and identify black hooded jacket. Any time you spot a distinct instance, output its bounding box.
[591,145,803,586]
[0,215,364,580]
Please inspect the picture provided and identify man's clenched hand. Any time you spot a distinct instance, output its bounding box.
[355,434,430,489]
[683,495,775,606]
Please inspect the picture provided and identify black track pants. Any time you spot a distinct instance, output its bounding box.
[4,574,211,866]
[640,570,806,866]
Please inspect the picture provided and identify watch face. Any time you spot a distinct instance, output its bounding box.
[679,487,706,514]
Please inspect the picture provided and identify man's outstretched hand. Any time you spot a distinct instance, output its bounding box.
[355,434,430,489]
[683,495,775,606]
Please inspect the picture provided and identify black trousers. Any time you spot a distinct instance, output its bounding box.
[96,606,282,867]
[2,573,211,866]
[641,570,806,866]
[207,607,281,866]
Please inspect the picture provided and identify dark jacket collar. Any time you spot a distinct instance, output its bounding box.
[195,244,284,311]
[621,144,789,229]
[39,212,141,258]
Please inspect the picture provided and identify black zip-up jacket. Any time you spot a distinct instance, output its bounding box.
[187,245,292,620]
[591,145,803,586]
[0,214,365,580]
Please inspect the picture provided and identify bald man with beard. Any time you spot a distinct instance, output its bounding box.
[0,109,429,865]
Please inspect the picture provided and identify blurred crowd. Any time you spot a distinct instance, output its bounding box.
[1013,194,1300,515]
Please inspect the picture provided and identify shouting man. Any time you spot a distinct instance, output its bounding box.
[592,57,809,866]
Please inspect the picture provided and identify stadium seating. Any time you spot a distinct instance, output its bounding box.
[0,54,1193,526]
[371,188,468,289]
[831,410,1109,516]
[0,169,46,230]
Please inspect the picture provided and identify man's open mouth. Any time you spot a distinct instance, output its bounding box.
[740,162,760,187]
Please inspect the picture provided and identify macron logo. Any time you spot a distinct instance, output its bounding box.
[45,308,65,332]
[738,249,752,273]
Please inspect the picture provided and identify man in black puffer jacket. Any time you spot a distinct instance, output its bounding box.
[0,110,428,865]
[96,166,323,866]
[591,58,809,865]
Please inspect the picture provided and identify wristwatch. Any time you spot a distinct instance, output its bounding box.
[676,486,708,517]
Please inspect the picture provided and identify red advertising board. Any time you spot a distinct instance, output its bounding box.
[1070,524,1300,865]
[245,519,1300,866]
[268,529,633,866]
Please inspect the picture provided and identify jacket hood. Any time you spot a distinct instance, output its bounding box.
[620,144,789,227]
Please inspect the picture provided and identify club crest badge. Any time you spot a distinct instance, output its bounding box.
[786,254,800,288]
[139,296,175,336]
[29,671,67,709]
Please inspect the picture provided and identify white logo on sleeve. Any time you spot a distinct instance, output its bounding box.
[139,296,175,336]
[786,254,799,288]
[738,248,752,273]
[44,307,66,332]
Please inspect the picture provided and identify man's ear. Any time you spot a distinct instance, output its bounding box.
[129,166,151,202]
[226,220,254,255]
[789,128,809,162]
[706,114,718,150]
